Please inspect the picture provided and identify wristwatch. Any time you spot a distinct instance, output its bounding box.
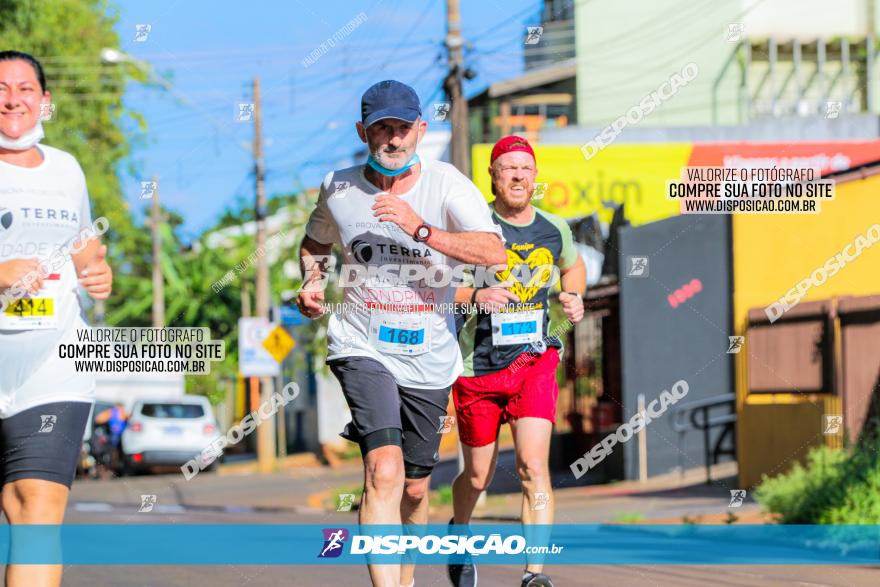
[413,223,432,243]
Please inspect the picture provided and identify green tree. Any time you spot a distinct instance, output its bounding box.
[193,192,338,386]
[0,0,142,247]
[108,190,332,401]
[0,0,145,325]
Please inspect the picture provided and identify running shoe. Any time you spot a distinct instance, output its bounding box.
[520,572,554,587]
[447,517,477,587]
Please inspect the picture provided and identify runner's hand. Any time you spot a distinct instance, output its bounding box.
[474,281,519,312]
[559,291,584,323]
[296,290,325,319]
[78,244,113,300]
[372,194,422,234]
[0,258,43,295]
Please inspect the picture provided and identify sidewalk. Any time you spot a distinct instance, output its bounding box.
[69,458,364,514]
[466,461,771,525]
[70,456,769,525]
[304,458,769,525]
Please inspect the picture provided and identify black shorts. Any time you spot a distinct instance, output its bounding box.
[328,356,451,479]
[1,401,92,489]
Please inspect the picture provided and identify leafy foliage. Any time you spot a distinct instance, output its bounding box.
[755,434,880,524]
[1,1,328,399]
[0,0,143,261]
[188,193,336,388]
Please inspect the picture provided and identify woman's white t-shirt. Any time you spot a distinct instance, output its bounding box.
[0,144,96,417]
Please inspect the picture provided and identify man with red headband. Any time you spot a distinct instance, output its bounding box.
[448,136,586,587]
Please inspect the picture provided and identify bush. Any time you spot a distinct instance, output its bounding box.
[431,484,454,507]
[755,435,880,524]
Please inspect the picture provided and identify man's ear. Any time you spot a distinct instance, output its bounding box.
[355,121,367,143]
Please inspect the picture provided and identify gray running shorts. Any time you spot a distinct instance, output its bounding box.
[328,356,451,478]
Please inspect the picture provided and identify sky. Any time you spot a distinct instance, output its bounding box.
[111,0,543,238]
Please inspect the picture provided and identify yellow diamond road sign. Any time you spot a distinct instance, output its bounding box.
[262,325,295,363]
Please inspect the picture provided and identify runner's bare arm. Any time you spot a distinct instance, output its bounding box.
[559,256,586,296]
[455,281,519,311]
[372,194,506,266]
[0,259,43,293]
[299,235,332,285]
[423,229,506,266]
[70,237,101,275]
[559,256,586,322]
[72,240,113,300]
[296,235,332,318]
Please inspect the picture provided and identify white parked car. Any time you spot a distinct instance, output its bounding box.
[121,396,222,475]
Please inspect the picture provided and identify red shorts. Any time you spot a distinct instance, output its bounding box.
[452,348,560,447]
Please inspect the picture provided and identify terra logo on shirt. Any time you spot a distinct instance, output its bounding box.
[16,207,80,228]
[0,208,12,230]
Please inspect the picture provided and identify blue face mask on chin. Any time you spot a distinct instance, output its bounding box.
[367,153,420,177]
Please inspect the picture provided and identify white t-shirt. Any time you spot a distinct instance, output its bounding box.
[0,144,96,417]
[305,159,503,389]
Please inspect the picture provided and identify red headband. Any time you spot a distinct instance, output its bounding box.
[490,135,535,164]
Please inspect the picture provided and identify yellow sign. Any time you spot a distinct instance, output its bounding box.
[472,143,692,225]
[262,325,295,363]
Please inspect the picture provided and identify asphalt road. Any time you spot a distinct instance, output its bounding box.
[0,470,877,586]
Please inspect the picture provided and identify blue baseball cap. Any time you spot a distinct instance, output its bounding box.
[361,80,422,127]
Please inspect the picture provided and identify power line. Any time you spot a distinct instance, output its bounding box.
[38,39,440,65]
[467,1,543,43]
[267,0,442,168]
[40,41,441,76]
[269,60,446,178]
[143,53,443,130]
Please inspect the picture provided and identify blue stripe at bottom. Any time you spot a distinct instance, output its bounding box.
[1,524,878,564]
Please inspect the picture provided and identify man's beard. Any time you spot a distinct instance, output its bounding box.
[499,185,531,211]
[372,147,411,170]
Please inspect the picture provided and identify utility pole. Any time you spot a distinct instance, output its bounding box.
[253,77,276,473]
[254,78,268,320]
[241,281,251,318]
[151,175,164,327]
[868,0,877,113]
[445,0,470,177]
[446,0,482,508]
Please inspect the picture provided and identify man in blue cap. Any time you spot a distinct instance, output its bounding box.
[297,80,506,587]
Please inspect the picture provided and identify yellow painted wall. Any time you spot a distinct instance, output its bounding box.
[472,143,690,225]
[734,174,880,487]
